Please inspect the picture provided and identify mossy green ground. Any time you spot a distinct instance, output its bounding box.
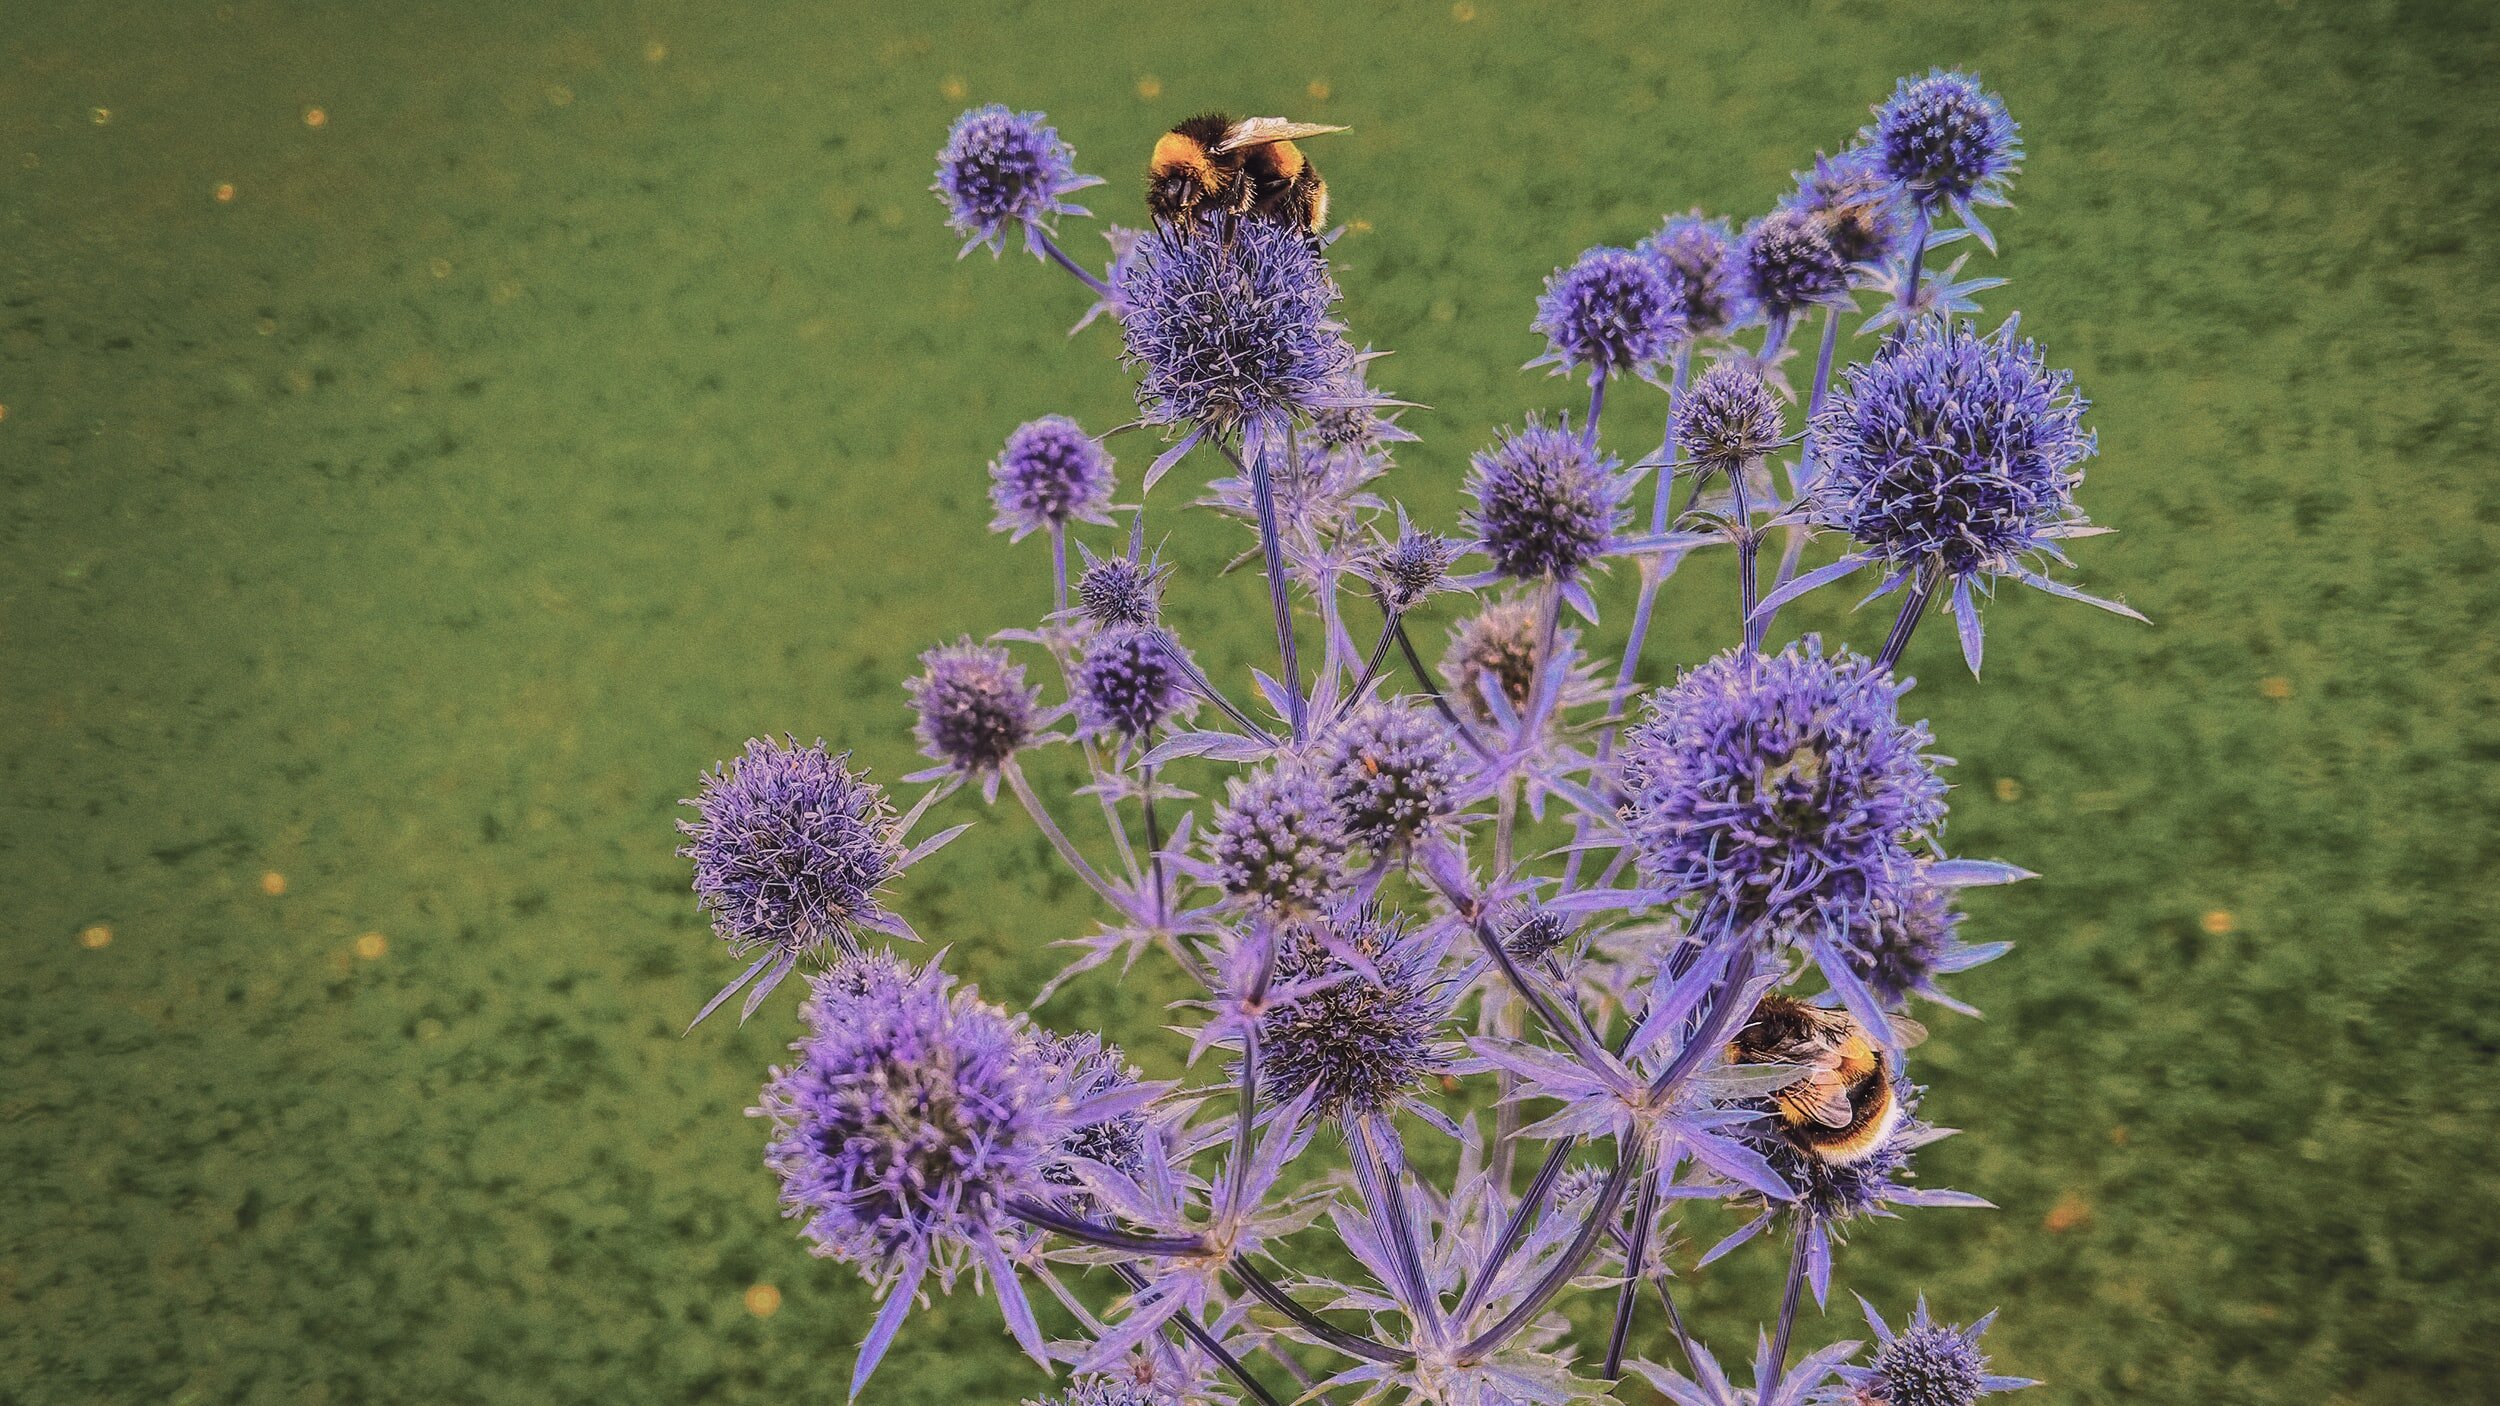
[5,2,2497,1403]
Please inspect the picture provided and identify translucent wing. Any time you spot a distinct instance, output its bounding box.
[1790,1072,1857,1128]
[1883,1014,1930,1049]
[1215,117,1350,153]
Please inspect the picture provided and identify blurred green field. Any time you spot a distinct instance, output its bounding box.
[5,1,2498,1403]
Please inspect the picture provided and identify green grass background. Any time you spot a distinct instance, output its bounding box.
[5,1,2497,1402]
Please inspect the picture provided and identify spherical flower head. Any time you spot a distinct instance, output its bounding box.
[1076,550,1164,628]
[1640,213,1758,339]
[934,105,1100,257]
[1366,525,1461,612]
[1320,702,1463,853]
[1674,360,1785,472]
[1465,418,1628,583]
[759,958,1055,1265]
[1813,320,2093,578]
[1440,598,1544,724]
[1530,245,1685,384]
[1616,638,1948,939]
[679,738,902,962]
[1259,908,1453,1120]
[1207,766,1349,916]
[1871,70,2022,212]
[989,415,1115,542]
[1028,1380,1159,1406]
[1028,1030,1147,1200]
[1844,1299,2033,1406]
[1740,208,1850,317]
[908,639,1040,777]
[1763,1097,1922,1222]
[1854,881,1961,1008]
[1784,147,1911,269]
[1073,625,1194,741]
[1500,905,1571,963]
[1118,218,1357,433]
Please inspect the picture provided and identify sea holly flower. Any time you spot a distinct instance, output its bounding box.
[1846,859,2030,1015]
[1202,765,1351,917]
[1835,1297,2038,1406]
[935,104,1105,258]
[990,415,1118,542]
[1528,245,1686,385]
[1641,212,1758,340]
[1673,360,1787,496]
[1073,539,1168,628]
[1867,70,2022,248]
[1258,908,1461,1123]
[1741,208,1852,323]
[1362,514,1465,613]
[678,738,965,1026]
[1760,318,2143,676]
[1320,701,1466,854]
[1783,147,1912,272]
[906,638,1048,797]
[1073,625,1198,745]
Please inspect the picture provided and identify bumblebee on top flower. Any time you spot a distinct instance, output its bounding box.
[650,68,2131,1406]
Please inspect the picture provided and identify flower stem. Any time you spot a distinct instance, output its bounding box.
[1245,432,1307,740]
[1875,563,1940,672]
[1001,757,1130,913]
[1585,371,1608,447]
[1732,468,1763,652]
[1142,761,1167,926]
[1051,522,1069,614]
[1601,1160,1664,1377]
[1459,1144,1641,1360]
[1761,1222,1812,1402]
[1009,1198,1206,1256]
[1230,1259,1413,1366]
[1340,611,1402,716]
[1111,1263,1283,1406]
[1037,229,1113,300]
[1894,206,1932,337]
[1457,1139,1574,1320]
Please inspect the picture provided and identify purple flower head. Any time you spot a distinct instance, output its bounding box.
[1674,360,1786,474]
[1206,765,1349,916]
[1870,70,2021,216]
[1027,1380,1159,1406]
[908,638,1041,777]
[1784,147,1911,270]
[1440,597,1545,724]
[1500,904,1572,964]
[1118,217,1361,439]
[1615,639,1948,942]
[933,105,1103,258]
[1855,881,1963,1010]
[1465,417,1630,584]
[1740,208,1850,318]
[1028,1030,1148,1207]
[1258,908,1455,1120]
[1530,245,1686,384]
[1640,212,1758,339]
[1841,1298,2037,1406]
[1364,521,1463,612]
[1072,625,1195,742]
[1074,543,1165,628]
[1320,701,1464,853]
[1814,319,2092,580]
[989,415,1116,542]
[678,738,905,966]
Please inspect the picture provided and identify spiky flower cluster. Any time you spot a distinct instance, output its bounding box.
[934,105,1101,257]
[1258,910,1452,1119]
[990,416,1116,541]
[1617,639,1947,940]
[663,77,2130,1404]
[909,639,1041,776]
[1320,702,1463,852]
[1813,320,2093,578]
[1465,418,1629,583]
[1530,245,1686,384]
[679,738,902,963]
[1870,69,2022,213]
[1119,217,1359,435]
[758,957,1056,1263]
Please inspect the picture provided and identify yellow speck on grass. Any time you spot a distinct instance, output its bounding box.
[644,41,668,64]
[354,932,389,960]
[260,871,288,897]
[304,106,327,128]
[2201,909,2237,935]
[1453,2,1478,21]
[940,75,967,101]
[1307,80,1331,102]
[1993,777,2024,802]
[79,925,113,950]
[2259,675,2292,699]
[2043,1192,2093,1233]
[93,108,113,126]
[744,1283,782,1317]
[1136,76,1162,101]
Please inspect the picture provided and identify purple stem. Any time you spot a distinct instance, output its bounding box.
[1242,435,1307,740]
[1037,229,1113,300]
[1874,564,1939,672]
[1761,1223,1812,1402]
[1601,1160,1664,1377]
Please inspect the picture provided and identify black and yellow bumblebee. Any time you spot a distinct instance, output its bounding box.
[1726,994,1925,1165]
[1146,113,1347,238]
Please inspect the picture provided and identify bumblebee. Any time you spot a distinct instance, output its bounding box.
[1726,994,1925,1165]
[1147,113,1347,237]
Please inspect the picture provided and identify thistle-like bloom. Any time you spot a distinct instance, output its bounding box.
[680,738,925,1024]
[1363,518,1464,612]
[1868,70,2021,240]
[1074,543,1165,628]
[907,638,1042,783]
[989,415,1116,542]
[757,957,1061,1391]
[1640,212,1758,339]
[1320,701,1464,852]
[1440,597,1545,724]
[1674,361,1785,478]
[1466,418,1631,585]
[1258,908,1456,1121]
[1118,217,1363,482]
[1706,1097,1987,1297]
[1838,1297,2037,1406]
[1029,1030,1149,1206]
[934,105,1103,258]
[1025,1380,1159,1406]
[1529,245,1685,385]
[1615,640,1948,962]
[1206,766,1349,915]
[1072,625,1195,743]
[1778,319,2140,673]
[1784,147,1911,270]
[1740,208,1850,319]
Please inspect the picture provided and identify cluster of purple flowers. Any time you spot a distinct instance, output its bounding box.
[662,71,2137,1405]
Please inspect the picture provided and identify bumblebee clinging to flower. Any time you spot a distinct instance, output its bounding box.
[1727,993,1926,1166]
[1147,113,1348,238]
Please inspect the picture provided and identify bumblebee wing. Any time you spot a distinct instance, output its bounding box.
[1215,118,1349,153]
[1883,1014,1930,1049]
[1796,1075,1858,1129]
